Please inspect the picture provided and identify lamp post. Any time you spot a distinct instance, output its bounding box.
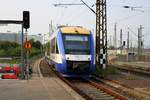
[123,6,144,12]
[43,33,48,57]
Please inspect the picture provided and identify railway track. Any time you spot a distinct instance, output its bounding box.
[53,71,127,100]
[110,64,150,77]
[72,80,115,100]
[37,59,150,99]
[39,59,127,100]
[92,75,150,100]
[39,59,56,77]
[69,78,127,100]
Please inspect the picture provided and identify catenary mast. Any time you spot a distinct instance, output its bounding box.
[96,0,107,69]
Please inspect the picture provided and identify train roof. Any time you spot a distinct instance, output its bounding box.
[60,26,90,35]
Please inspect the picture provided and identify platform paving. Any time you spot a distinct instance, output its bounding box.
[0,59,84,100]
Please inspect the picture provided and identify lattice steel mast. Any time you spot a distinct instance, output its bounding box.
[96,0,107,69]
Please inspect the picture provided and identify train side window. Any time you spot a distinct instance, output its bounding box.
[56,42,59,53]
[50,37,59,53]
[51,38,55,53]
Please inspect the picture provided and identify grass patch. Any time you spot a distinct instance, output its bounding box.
[126,72,138,80]
[95,66,119,77]
[126,75,137,80]
[0,59,21,64]
[10,59,21,63]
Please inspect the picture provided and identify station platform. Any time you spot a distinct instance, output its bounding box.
[0,60,84,100]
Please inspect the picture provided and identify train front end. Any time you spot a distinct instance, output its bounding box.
[58,26,96,77]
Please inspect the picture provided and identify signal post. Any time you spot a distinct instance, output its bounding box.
[23,11,30,80]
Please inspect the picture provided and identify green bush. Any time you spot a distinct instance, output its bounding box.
[29,48,42,58]
[0,40,42,58]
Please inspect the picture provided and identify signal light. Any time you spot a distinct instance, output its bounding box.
[23,11,30,29]
[123,41,126,46]
[141,41,143,46]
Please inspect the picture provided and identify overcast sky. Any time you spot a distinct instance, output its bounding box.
[0,0,150,47]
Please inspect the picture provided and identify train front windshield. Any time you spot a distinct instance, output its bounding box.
[63,34,90,54]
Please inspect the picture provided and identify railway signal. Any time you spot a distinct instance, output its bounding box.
[23,11,30,29]
[123,41,126,46]
[23,11,31,80]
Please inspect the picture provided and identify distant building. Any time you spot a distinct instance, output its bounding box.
[28,34,43,44]
[0,32,43,44]
[0,32,22,43]
[28,34,49,44]
[0,33,44,44]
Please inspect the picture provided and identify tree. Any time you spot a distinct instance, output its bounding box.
[29,39,42,49]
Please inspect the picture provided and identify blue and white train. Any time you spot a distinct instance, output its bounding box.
[48,26,96,77]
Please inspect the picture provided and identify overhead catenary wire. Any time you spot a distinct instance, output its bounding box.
[54,3,84,7]
[128,27,138,37]
[53,0,62,25]
[62,0,84,24]
[66,7,88,24]
[58,4,84,25]
[65,2,95,26]
[80,0,96,14]
[52,0,95,28]
[53,0,81,25]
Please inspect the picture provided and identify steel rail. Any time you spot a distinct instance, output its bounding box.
[45,59,126,99]
[91,74,150,99]
[45,60,92,99]
[84,78,127,100]
[54,72,93,100]
[110,64,150,76]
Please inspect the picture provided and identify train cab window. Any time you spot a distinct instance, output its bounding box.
[63,34,90,54]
